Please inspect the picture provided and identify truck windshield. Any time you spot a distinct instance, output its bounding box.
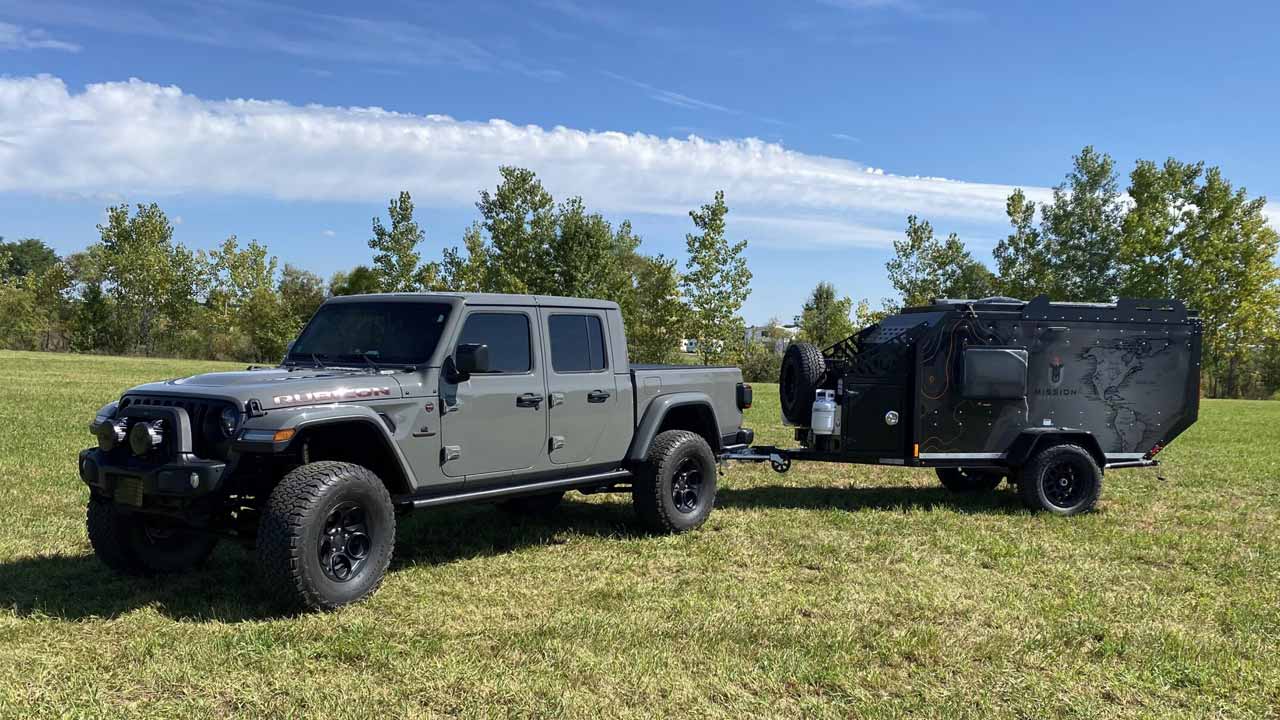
[287,301,452,368]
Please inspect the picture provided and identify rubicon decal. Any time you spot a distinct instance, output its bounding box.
[272,387,393,406]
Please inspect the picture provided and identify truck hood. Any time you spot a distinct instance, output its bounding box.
[124,367,407,407]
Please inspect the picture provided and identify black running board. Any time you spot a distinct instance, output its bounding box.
[399,469,633,509]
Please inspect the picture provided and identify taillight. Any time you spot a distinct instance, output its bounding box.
[737,383,753,410]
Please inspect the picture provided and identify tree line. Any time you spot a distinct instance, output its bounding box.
[1,147,1276,398]
[0,166,752,368]
[768,147,1280,399]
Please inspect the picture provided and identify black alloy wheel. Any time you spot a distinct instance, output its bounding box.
[1018,444,1103,516]
[1042,460,1087,510]
[633,429,718,533]
[671,457,706,514]
[319,501,372,583]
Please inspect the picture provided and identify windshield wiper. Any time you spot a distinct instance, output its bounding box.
[311,352,329,369]
[357,352,383,373]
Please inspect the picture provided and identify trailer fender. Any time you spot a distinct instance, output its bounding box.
[628,392,721,461]
[1005,428,1106,470]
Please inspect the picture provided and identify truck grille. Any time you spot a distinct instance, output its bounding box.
[119,395,234,460]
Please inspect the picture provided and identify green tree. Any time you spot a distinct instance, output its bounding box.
[0,280,38,350]
[853,298,893,329]
[279,264,327,327]
[886,216,994,306]
[1173,168,1280,397]
[797,281,854,348]
[552,196,629,300]
[203,236,292,361]
[329,265,381,296]
[1038,146,1125,301]
[682,190,751,365]
[93,203,203,356]
[993,189,1055,299]
[70,281,118,353]
[1117,158,1202,299]
[369,191,438,292]
[626,253,687,363]
[477,166,557,293]
[438,223,490,292]
[0,238,59,280]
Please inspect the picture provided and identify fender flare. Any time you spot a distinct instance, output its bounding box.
[240,405,418,493]
[1004,428,1106,469]
[627,392,721,461]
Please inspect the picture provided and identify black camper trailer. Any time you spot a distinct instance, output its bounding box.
[729,296,1202,515]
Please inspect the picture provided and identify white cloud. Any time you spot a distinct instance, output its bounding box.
[0,75,1051,247]
[322,229,336,237]
[0,21,80,51]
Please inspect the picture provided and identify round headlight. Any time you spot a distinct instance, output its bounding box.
[129,420,164,456]
[219,406,242,438]
[97,419,127,452]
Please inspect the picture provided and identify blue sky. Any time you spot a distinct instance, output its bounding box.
[1,0,1277,323]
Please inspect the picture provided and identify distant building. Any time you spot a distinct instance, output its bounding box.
[744,323,799,353]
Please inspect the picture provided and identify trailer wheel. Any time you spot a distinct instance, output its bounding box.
[936,468,1002,493]
[779,342,825,425]
[1018,444,1102,515]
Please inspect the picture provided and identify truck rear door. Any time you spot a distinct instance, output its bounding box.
[539,309,616,465]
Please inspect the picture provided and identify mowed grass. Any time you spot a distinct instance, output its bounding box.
[1,350,1278,719]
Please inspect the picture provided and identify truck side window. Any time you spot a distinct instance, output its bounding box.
[457,312,531,374]
[548,314,608,373]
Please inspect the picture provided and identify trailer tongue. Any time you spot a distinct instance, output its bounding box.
[727,295,1202,515]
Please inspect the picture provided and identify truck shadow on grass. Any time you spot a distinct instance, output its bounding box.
[715,484,1027,515]
[0,499,642,623]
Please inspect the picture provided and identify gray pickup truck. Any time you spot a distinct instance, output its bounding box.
[80,293,753,609]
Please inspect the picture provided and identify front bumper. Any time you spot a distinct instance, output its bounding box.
[79,448,228,506]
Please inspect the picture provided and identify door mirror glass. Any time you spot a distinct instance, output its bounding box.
[454,343,490,378]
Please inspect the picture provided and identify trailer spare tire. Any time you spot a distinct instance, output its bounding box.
[779,342,825,425]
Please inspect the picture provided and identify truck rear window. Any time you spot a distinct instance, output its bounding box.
[548,314,608,372]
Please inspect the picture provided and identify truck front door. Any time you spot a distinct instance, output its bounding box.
[541,310,615,465]
[440,309,549,482]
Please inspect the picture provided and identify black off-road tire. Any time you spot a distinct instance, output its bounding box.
[1018,444,1103,516]
[633,430,717,533]
[936,467,1003,493]
[497,491,565,517]
[779,342,825,425]
[86,498,218,575]
[256,461,396,611]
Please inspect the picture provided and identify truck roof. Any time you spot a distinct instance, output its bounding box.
[325,291,620,311]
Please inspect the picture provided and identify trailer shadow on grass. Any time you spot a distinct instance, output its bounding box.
[715,483,1027,515]
[0,498,642,623]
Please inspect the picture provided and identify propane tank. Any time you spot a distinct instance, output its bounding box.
[810,389,837,435]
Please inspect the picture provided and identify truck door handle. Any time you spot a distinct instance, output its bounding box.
[516,393,544,408]
[587,390,611,403]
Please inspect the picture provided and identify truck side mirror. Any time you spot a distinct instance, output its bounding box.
[451,343,490,381]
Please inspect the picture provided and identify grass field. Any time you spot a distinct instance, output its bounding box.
[1,349,1278,718]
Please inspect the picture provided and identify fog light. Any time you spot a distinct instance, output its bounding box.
[189,472,200,489]
[128,420,164,456]
[97,420,127,452]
